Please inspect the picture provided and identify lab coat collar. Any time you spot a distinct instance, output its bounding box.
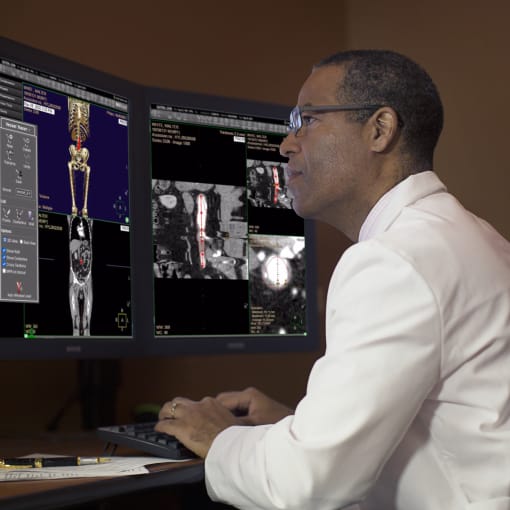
[358,171,447,242]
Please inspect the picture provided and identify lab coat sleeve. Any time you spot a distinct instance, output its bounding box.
[205,240,443,510]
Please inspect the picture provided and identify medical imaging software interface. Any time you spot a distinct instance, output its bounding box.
[151,104,307,337]
[0,57,132,339]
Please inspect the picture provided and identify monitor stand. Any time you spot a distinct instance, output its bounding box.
[78,359,121,429]
[46,359,121,431]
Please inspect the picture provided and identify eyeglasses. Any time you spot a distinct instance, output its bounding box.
[288,104,384,134]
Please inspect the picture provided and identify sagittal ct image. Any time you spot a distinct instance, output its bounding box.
[248,234,306,334]
[153,179,248,280]
[247,159,292,209]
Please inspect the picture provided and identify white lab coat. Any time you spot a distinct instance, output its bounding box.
[205,171,510,510]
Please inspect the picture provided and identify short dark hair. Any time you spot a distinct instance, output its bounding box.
[315,50,443,166]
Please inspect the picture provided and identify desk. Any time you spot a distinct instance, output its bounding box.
[0,433,206,510]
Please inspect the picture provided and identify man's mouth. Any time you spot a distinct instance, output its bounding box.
[285,166,302,183]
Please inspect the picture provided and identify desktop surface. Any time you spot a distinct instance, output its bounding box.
[0,431,204,510]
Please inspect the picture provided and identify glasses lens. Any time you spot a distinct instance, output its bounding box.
[289,107,301,133]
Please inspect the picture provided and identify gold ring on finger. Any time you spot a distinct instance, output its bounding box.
[170,401,178,419]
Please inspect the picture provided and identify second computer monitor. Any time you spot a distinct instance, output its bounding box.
[148,95,318,353]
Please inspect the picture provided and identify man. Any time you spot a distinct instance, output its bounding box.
[155,50,510,509]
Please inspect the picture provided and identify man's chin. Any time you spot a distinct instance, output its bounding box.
[290,199,310,220]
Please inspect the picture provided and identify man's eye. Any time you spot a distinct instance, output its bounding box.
[302,115,315,126]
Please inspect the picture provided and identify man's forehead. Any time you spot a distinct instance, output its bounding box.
[297,65,346,106]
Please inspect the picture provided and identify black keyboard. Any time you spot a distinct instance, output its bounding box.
[96,422,197,460]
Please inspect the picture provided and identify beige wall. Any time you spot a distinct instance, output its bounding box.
[345,0,510,239]
[0,1,344,105]
[1,0,509,432]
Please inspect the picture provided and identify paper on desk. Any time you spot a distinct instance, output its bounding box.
[0,455,189,482]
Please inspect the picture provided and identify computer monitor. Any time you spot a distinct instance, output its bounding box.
[143,89,319,355]
[0,37,141,359]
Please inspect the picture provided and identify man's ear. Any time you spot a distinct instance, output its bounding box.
[366,107,400,153]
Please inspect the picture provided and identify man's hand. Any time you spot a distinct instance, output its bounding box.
[155,396,241,458]
[216,387,294,425]
[155,388,294,459]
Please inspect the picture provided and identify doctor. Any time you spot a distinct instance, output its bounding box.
[156,50,510,510]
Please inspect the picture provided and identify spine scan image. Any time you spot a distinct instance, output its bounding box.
[153,180,248,280]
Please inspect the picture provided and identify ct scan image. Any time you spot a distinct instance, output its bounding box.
[246,159,292,209]
[248,234,306,334]
[152,179,248,280]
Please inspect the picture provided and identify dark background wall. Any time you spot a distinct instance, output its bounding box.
[0,0,509,433]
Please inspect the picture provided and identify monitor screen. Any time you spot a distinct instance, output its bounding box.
[0,37,138,358]
[147,94,319,353]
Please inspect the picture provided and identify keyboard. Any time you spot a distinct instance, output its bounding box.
[96,422,197,460]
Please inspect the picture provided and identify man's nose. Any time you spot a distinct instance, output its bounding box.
[279,132,298,158]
